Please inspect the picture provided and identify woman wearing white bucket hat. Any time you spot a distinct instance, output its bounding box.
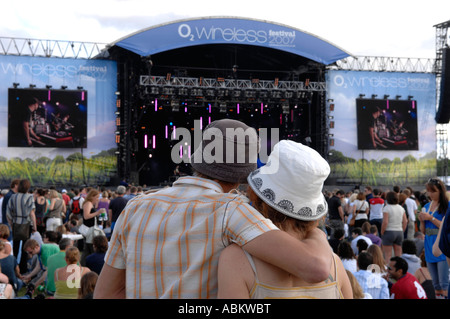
[218,140,353,299]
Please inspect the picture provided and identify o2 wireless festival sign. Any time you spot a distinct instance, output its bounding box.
[114,17,350,65]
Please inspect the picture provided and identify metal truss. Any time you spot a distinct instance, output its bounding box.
[140,75,326,92]
[330,56,435,73]
[0,37,107,59]
[434,20,450,183]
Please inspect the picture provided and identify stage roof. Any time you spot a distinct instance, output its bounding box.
[111,16,351,65]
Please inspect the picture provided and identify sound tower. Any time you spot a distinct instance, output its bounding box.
[436,47,450,124]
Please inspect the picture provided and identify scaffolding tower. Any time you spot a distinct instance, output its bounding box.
[434,20,450,184]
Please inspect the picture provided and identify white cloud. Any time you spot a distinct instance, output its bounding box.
[2,0,450,58]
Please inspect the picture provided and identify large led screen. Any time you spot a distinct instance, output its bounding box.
[0,55,117,187]
[8,88,87,148]
[325,70,436,186]
[356,98,418,150]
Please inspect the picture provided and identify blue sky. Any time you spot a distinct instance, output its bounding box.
[2,0,449,59]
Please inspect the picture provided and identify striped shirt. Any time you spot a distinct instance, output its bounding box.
[6,193,35,225]
[105,176,278,298]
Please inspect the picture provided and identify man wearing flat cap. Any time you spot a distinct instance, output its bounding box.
[95,119,332,299]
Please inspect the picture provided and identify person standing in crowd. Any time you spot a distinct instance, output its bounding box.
[2,179,20,242]
[108,185,128,234]
[217,140,352,299]
[352,251,389,299]
[95,119,334,299]
[46,190,66,232]
[34,189,47,235]
[364,186,374,202]
[97,190,110,225]
[0,190,6,223]
[381,191,408,262]
[69,189,84,220]
[419,178,449,298]
[6,179,37,273]
[433,194,450,298]
[387,256,427,299]
[369,188,384,235]
[80,189,103,265]
[403,189,418,240]
[123,186,138,201]
[327,190,345,237]
[352,192,369,229]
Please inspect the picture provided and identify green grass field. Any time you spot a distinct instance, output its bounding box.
[327,151,437,186]
[0,149,117,187]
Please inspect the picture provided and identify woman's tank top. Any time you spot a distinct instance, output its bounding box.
[54,265,84,299]
[244,251,343,299]
[48,198,64,219]
[82,207,97,227]
[97,200,109,211]
[34,198,46,218]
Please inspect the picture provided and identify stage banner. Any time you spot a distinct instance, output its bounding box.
[114,17,349,65]
[0,55,117,187]
[326,70,436,186]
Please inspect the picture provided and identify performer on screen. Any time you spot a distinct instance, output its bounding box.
[10,96,42,147]
[359,106,385,149]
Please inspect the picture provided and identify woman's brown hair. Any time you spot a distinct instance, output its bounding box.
[247,187,317,235]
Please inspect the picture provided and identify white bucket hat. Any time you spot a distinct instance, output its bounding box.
[247,140,330,221]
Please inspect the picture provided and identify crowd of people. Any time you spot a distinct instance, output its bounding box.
[325,180,450,299]
[0,181,134,299]
[0,118,449,300]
